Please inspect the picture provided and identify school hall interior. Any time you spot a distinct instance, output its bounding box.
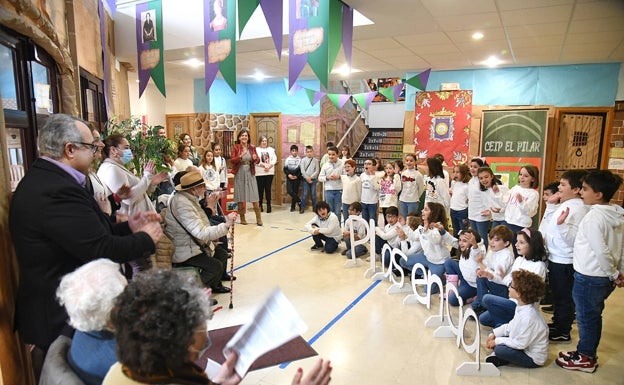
[1,0,624,384]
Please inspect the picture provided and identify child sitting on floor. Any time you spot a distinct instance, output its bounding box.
[485,269,548,368]
[444,228,485,306]
[472,225,515,315]
[305,201,342,254]
[374,206,401,267]
[342,202,368,258]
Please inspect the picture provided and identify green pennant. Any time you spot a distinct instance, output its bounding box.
[406,77,425,91]
[305,88,317,105]
[379,86,396,102]
[307,0,330,88]
[326,93,340,108]
[237,0,259,35]
[352,93,368,110]
[327,0,343,72]
[220,0,237,92]
[150,0,166,97]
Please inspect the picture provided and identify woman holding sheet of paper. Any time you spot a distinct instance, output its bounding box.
[103,269,332,385]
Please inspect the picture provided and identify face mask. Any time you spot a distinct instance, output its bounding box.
[120,149,133,164]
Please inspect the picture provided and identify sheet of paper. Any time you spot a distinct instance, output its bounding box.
[300,122,315,146]
[222,288,307,376]
[287,128,298,143]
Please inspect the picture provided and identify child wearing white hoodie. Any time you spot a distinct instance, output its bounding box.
[556,170,624,374]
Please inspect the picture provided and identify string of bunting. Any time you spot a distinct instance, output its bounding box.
[288,68,431,110]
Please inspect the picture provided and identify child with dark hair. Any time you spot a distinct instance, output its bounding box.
[504,165,540,236]
[300,145,320,213]
[319,146,344,223]
[468,158,491,247]
[485,270,548,368]
[449,164,471,237]
[305,201,342,253]
[480,228,547,327]
[424,157,450,211]
[472,225,515,315]
[556,170,624,373]
[360,158,381,226]
[541,169,588,343]
[374,206,401,266]
[538,181,561,229]
[284,144,302,212]
[340,159,361,224]
[398,202,458,293]
[444,228,485,306]
[342,202,368,258]
[477,167,507,230]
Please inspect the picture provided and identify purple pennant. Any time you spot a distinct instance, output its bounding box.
[259,0,283,60]
[136,2,150,98]
[337,93,351,108]
[392,82,403,102]
[314,91,326,105]
[204,0,220,93]
[288,0,308,90]
[342,4,353,69]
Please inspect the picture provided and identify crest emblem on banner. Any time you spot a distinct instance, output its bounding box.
[429,108,456,142]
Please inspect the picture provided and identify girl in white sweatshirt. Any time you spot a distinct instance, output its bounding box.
[399,202,458,293]
[444,228,485,306]
[480,228,547,327]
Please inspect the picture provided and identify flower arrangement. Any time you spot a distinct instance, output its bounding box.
[105,117,176,177]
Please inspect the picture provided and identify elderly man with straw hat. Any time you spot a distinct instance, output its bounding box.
[164,171,237,294]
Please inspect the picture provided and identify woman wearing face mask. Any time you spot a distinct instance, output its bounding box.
[98,134,168,216]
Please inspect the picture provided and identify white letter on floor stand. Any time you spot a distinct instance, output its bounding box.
[363,219,379,278]
[403,263,428,306]
[434,283,463,342]
[387,249,412,294]
[455,308,500,377]
[424,272,445,327]
[344,215,367,269]
[370,243,393,281]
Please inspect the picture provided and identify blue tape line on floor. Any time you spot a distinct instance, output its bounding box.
[234,235,311,271]
[279,280,382,369]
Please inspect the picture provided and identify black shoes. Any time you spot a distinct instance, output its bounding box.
[210,298,218,306]
[221,274,237,281]
[212,285,231,294]
[485,354,508,367]
[267,205,272,213]
[311,244,323,251]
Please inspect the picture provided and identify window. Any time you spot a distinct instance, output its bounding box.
[1,26,59,190]
[80,69,107,132]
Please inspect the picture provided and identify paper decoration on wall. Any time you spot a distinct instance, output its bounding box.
[136,0,166,98]
[204,0,237,93]
[289,0,353,90]
[413,90,472,166]
[238,0,283,59]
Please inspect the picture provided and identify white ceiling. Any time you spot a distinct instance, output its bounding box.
[114,0,624,86]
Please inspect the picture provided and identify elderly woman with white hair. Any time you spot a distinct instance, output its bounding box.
[56,259,127,385]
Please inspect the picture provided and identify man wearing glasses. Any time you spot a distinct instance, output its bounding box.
[9,114,163,375]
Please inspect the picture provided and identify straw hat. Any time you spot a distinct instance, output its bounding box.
[175,171,204,191]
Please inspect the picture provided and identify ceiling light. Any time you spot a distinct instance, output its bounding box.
[253,71,267,81]
[472,32,484,40]
[185,58,203,67]
[331,64,361,75]
[483,55,503,67]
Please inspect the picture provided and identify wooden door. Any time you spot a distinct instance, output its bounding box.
[250,113,282,205]
[548,108,613,183]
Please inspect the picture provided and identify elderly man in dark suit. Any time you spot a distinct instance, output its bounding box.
[9,114,163,357]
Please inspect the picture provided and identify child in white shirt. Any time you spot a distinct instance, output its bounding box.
[212,143,227,189]
[340,159,361,224]
[424,157,450,211]
[318,146,344,223]
[305,201,342,254]
[449,164,470,237]
[360,158,381,226]
[342,202,368,258]
[379,162,402,223]
[485,270,548,368]
[444,229,485,306]
[472,225,515,315]
[398,153,424,218]
[374,206,401,267]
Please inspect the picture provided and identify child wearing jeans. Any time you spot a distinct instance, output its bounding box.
[472,225,515,315]
[305,201,342,254]
[318,146,344,223]
[444,228,485,306]
[342,202,368,258]
[374,206,401,267]
[556,170,624,373]
[283,144,302,212]
[485,269,548,368]
[398,153,424,218]
[299,145,320,213]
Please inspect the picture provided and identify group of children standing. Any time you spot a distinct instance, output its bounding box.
[303,149,624,374]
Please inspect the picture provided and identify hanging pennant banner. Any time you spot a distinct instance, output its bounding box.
[304,88,326,106]
[406,68,431,91]
[136,0,166,98]
[342,3,353,69]
[204,0,237,93]
[237,0,259,34]
[260,0,283,59]
[327,93,351,109]
[352,91,377,110]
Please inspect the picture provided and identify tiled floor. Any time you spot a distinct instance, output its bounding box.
[208,206,624,385]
